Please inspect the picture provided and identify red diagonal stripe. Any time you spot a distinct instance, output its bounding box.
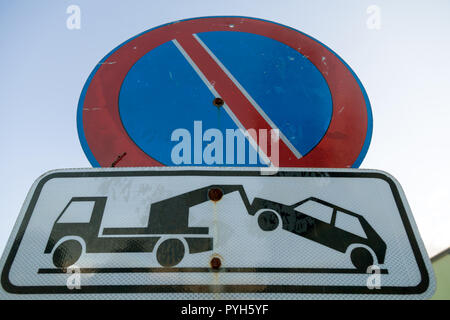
[176,34,297,164]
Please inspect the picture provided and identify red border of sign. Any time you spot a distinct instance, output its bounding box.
[79,17,370,168]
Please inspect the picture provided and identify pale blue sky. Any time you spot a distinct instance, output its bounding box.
[0,0,449,256]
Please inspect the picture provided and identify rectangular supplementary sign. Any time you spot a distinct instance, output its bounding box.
[0,167,435,299]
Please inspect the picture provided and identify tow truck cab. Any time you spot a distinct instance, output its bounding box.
[45,196,213,268]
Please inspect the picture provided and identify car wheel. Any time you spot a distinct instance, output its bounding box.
[156,239,185,267]
[350,247,374,271]
[258,210,280,231]
[53,239,83,268]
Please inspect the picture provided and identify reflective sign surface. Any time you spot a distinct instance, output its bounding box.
[78,17,372,168]
[0,168,434,299]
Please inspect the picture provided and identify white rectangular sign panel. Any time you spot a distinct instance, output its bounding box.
[0,168,435,299]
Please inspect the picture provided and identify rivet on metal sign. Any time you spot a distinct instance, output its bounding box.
[210,257,222,270]
[212,97,224,108]
[208,187,223,202]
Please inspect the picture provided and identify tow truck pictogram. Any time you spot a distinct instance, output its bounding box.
[45,185,386,269]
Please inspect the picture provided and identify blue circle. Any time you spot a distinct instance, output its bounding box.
[118,31,333,166]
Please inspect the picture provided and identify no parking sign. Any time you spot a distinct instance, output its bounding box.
[0,17,437,301]
[78,16,372,168]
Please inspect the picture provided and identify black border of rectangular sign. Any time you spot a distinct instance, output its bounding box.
[1,170,430,295]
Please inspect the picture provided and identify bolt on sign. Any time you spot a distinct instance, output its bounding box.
[0,168,435,299]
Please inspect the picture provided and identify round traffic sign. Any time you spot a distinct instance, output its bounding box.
[77,16,372,168]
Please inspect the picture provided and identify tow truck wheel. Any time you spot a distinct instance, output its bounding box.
[53,239,82,268]
[156,239,185,267]
[257,210,280,231]
[350,247,374,271]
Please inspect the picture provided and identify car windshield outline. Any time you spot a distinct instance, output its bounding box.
[293,198,334,224]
